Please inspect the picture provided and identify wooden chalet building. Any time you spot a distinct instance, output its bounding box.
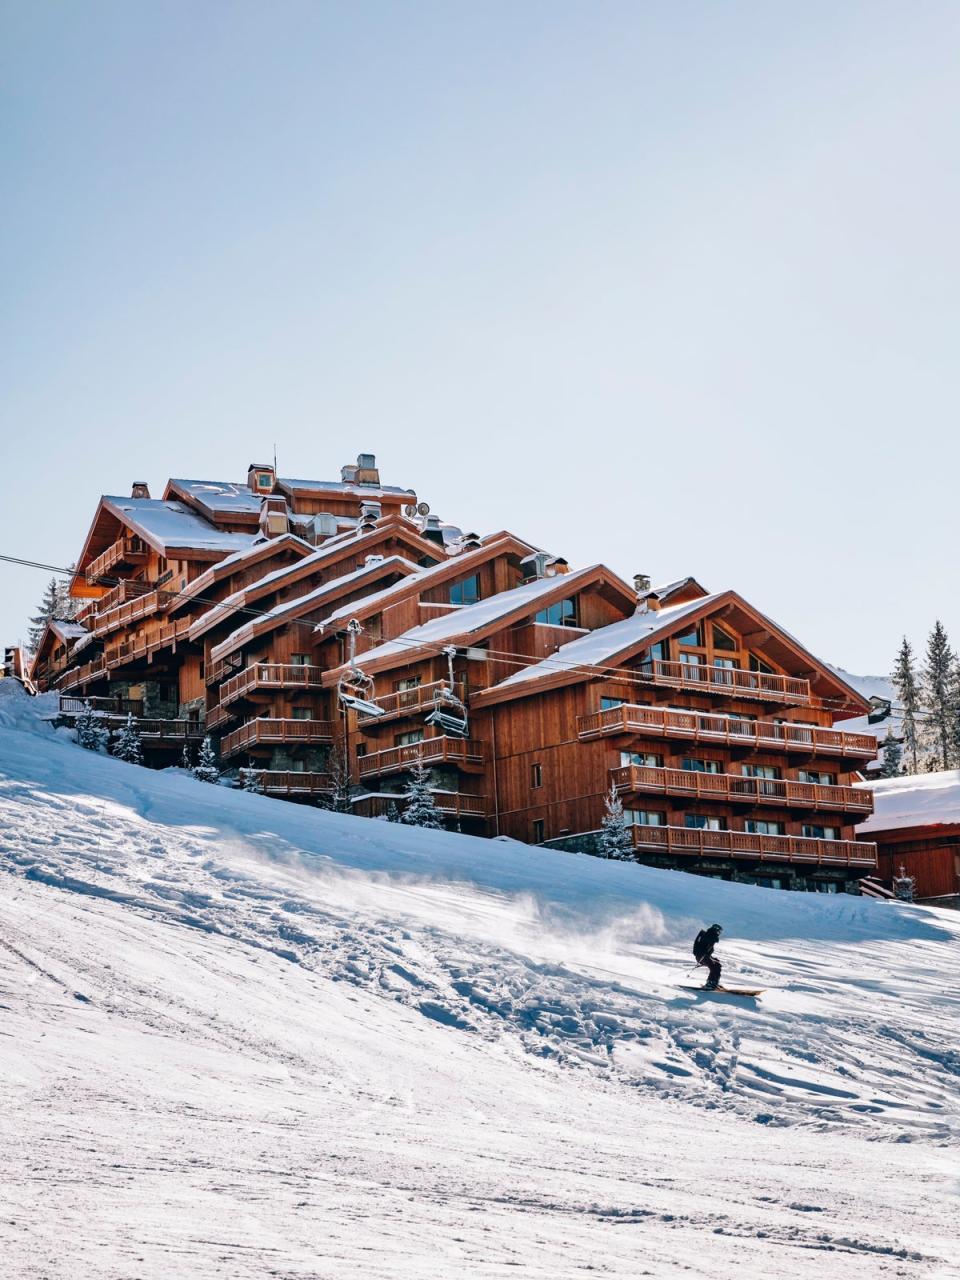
[35,452,881,890]
[856,771,960,905]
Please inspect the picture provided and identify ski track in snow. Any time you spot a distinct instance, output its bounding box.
[1,685,959,1278]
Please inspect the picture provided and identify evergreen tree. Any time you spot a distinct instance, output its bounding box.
[28,578,61,651]
[240,766,263,793]
[892,636,921,775]
[386,801,401,823]
[879,728,902,778]
[54,565,78,622]
[400,758,444,829]
[892,863,916,903]
[75,702,109,753]
[327,745,352,813]
[180,744,193,770]
[921,621,956,771]
[193,736,220,784]
[599,784,634,859]
[112,713,143,765]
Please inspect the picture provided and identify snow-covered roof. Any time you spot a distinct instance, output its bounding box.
[490,595,722,692]
[48,620,90,643]
[857,770,960,833]
[345,566,605,668]
[102,497,254,556]
[210,556,421,661]
[167,480,264,516]
[277,478,416,499]
[173,533,314,611]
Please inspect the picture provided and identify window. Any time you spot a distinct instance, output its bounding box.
[802,824,839,840]
[799,770,835,785]
[291,707,311,720]
[535,598,578,627]
[682,757,721,773]
[531,763,543,788]
[749,653,775,674]
[256,472,272,489]
[745,820,785,835]
[291,653,309,666]
[449,574,481,606]
[290,759,305,773]
[532,819,545,843]
[621,751,662,768]
[649,640,668,662]
[685,814,724,831]
[680,652,704,667]
[677,622,703,647]
[623,809,665,826]
[355,742,367,758]
[713,657,739,670]
[397,730,424,746]
[601,696,624,710]
[396,676,422,692]
[742,764,779,779]
[712,625,737,652]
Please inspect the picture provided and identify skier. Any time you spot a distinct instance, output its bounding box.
[693,923,723,990]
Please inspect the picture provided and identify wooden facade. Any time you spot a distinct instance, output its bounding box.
[36,455,881,888]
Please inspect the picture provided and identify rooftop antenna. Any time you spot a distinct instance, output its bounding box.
[273,442,278,475]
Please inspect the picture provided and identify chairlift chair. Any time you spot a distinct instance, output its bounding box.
[424,646,468,737]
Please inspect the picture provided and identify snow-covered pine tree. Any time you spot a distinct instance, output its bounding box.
[193,736,220,784]
[892,637,921,775]
[326,744,352,813]
[386,801,401,823]
[54,565,78,622]
[892,863,916,903]
[921,621,956,771]
[599,784,634,859]
[75,702,109,753]
[28,578,61,652]
[112,713,143,764]
[240,767,263,793]
[400,758,444,829]
[879,728,902,778]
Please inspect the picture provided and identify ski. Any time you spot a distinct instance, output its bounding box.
[679,985,765,997]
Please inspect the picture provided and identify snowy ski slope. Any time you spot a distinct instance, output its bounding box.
[1,683,958,1279]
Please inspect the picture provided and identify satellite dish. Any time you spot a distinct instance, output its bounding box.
[404,504,418,518]
[417,501,430,516]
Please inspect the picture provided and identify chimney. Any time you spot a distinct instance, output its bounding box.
[634,573,652,595]
[258,495,289,539]
[131,482,150,499]
[421,514,445,546]
[354,453,380,485]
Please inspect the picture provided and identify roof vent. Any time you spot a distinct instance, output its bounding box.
[131,482,151,499]
[522,551,551,581]
[258,495,289,539]
[634,573,652,594]
[364,554,385,567]
[359,500,382,522]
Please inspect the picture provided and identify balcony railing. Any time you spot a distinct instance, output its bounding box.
[352,791,486,819]
[220,663,325,707]
[611,764,873,814]
[626,823,877,867]
[56,657,107,691]
[59,695,144,718]
[254,771,333,797]
[206,656,245,686]
[358,737,485,779]
[93,589,163,637]
[86,536,149,584]
[220,717,335,758]
[356,680,466,724]
[205,702,235,732]
[577,704,877,758]
[91,579,153,616]
[637,659,812,704]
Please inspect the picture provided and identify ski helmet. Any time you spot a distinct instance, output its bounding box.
[712,923,723,933]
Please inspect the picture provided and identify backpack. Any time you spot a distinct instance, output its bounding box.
[693,929,707,960]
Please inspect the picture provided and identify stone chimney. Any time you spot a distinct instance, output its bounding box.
[131,482,150,499]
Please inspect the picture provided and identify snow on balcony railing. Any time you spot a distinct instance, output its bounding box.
[220,717,335,758]
[611,765,873,813]
[625,823,876,867]
[357,737,484,778]
[220,663,325,707]
[637,658,812,704]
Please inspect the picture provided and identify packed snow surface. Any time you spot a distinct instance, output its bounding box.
[1,682,958,1279]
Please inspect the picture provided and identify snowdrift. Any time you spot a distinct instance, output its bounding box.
[1,681,958,1279]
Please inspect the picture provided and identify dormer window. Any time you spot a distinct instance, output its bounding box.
[449,574,480,606]
[256,473,272,489]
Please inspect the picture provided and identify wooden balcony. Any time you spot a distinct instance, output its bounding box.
[86,536,149,584]
[57,701,203,744]
[91,579,153,616]
[637,659,812,704]
[220,663,325,707]
[56,657,107,691]
[93,589,162,637]
[205,702,235,732]
[254,771,333,797]
[612,764,873,815]
[356,680,465,724]
[145,618,191,657]
[59,695,144,718]
[577,704,877,759]
[206,656,245,686]
[352,791,487,819]
[626,823,877,867]
[220,717,335,758]
[358,737,485,779]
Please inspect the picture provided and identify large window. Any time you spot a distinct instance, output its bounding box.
[621,751,662,768]
[535,598,578,627]
[742,764,780,779]
[649,640,668,662]
[684,814,724,831]
[712,625,737,652]
[677,622,703,647]
[799,769,835,786]
[749,653,775,674]
[802,824,839,840]
[449,574,480,606]
[623,809,665,826]
[745,820,785,835]
[682,758,721,774]
[397,730,424,746]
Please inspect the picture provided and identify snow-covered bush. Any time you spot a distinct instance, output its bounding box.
[193,736,220,784]
[599,784,634,860]
[400,758,444,829]
[111,713,143,765]
[240,767,263,793]
[75,702,109,754]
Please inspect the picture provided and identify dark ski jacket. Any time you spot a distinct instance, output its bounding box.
[693,925,721,963]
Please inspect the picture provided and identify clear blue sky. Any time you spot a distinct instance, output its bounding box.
[2,1,958,674]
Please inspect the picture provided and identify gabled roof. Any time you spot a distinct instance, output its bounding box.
[313,533,540,636]
[472,590,871,713]
[208,556,422,663]
[29,618,91,675]
[164,480,264,523]
[322,564,636,680]
[168,533,314,616]
[640,576,709,606]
